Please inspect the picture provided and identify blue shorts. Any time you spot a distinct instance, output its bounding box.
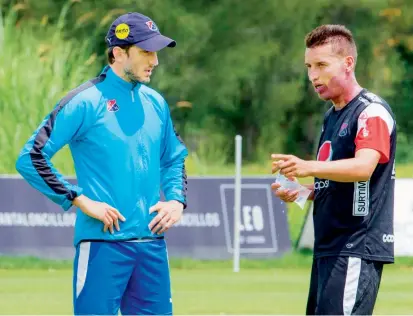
[72,238,172,315]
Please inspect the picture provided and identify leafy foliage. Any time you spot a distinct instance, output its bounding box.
[1,0,412,174]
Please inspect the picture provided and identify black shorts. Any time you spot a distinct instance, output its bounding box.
[306,256,383,315]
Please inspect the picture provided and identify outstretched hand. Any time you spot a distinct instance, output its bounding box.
[270,178,300,203]
[271,154,314,178]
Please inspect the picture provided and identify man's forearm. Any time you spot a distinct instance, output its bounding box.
[161,162,188,209]
[309,158,375,182]
[72,194,88,208]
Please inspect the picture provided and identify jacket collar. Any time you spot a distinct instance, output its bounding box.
[101,65,141,91]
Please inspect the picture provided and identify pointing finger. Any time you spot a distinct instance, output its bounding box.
[271,154,290,161]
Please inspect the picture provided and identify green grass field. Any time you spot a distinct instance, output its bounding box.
[0,264,412,315]
[0,254,412,315]
[0,163,412,315]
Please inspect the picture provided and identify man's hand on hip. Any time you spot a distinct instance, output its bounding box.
[148,200,184,235]
[73,195,126,234]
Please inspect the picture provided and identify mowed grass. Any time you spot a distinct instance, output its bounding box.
[0,265,411,315]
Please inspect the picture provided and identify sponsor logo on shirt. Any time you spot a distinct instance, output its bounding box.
[314,180,329,190]
[382,234,394,243]
[353,180,369,216]
[317,141,333,162]
[315,141,333,191]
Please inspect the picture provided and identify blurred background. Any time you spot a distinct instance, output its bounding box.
[0,0,412,314]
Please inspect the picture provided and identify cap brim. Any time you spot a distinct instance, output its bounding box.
[134,34,176,52]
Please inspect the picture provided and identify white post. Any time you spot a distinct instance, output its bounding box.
[233,135,242,272]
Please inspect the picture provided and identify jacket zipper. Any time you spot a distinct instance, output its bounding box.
[131,90,135,102]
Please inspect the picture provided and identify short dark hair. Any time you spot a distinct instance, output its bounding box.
[305,24,357,63]
[107,45,134,64]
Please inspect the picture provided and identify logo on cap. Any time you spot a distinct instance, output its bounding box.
[145,20,158,31]
[107,99,119,112]
[115,23,130,39]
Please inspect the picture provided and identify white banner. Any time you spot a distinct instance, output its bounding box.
[297,178,413,257]
[0,176,291,260]
[393,179,413,256]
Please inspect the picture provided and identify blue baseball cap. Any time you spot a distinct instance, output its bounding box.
[105,12,176,52]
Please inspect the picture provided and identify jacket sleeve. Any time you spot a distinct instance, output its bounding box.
[160,103,189,208]
[15,95,93,211]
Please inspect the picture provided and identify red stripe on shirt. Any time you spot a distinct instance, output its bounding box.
[355,116,390,163]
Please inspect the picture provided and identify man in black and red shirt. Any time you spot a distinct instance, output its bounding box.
[271,24,396,315]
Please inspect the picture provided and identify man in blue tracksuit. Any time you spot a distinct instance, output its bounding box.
[15,12,187,315]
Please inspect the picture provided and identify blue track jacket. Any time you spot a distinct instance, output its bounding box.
[16,66,188,246]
